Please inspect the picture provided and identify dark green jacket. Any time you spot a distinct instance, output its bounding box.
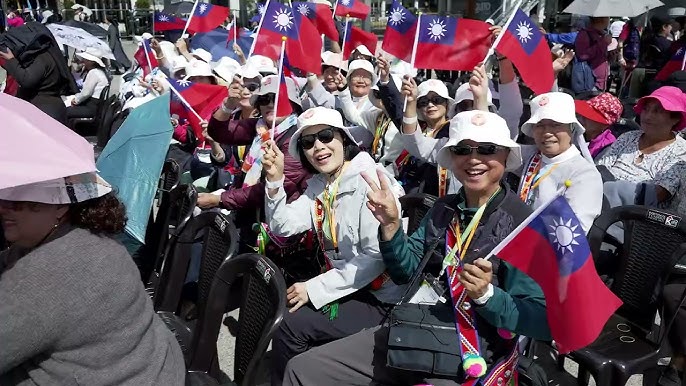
[380,189,552,341]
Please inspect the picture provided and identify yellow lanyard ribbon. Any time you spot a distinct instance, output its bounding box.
[322,164,349,252]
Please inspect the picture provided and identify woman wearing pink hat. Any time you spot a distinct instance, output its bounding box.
[597,86,686,205]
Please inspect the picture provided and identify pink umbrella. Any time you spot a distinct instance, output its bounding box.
[0,94,96,191]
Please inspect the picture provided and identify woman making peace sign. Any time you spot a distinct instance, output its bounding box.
[261,107,405,385]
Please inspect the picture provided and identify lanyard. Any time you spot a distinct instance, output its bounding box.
[519,152,558,204]
[371,114,391,157]
[315,164,349,253]
[441,188,501,272]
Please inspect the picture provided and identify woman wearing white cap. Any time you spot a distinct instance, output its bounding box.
[0,173,184,385]
[335,59,378,120]
[66,50,109,120]
[260,106,404,386]
[280,111,549,386]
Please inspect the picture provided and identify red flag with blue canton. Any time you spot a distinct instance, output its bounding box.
[253,2,322,75]
[343,24,378,60]
[187,2,230,34]
[495,9,554,95]
[133,39,158,77]
[276,70,293,117]
[153,11,186,31]
[293,2,339,42]
[414,15,491,71]
[493,195,622,354]
[655,43,685,81]
[382,0,417,62]
[334,0,369,19]
[168,78,228,143]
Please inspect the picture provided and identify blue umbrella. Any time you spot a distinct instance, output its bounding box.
[96,95,174,243]
[190,27,254,62]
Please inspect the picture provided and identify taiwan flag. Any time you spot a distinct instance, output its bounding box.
[343,24,378,59]
[334,0,369,19]
[491,195,622,354]
[382,0,417,62]
[275,70,293,117]
[655,44,686,81]
[253,2,322,74]
[168,78,228,142]
[153,11,186,31]
[414,15,491,71]
[293,1,339,42]
[133,39,159,76]
[495,9,554,95]
[187,2,230,34]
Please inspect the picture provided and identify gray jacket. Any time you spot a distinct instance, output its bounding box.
[0,227,185,385]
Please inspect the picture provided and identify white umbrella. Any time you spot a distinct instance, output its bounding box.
[71,3,93,16]
[46,24,115,59]
[563,0,664,17]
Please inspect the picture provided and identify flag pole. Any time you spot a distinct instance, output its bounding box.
[332,0,338,17]
[271,36,288,140]
[163,78,204,123]
[181,0,199,37]
[681,50,686,71]
[233,9,238,42]
[402,13,421,112]
[481,0,523,64]
[143,39,154,75]
[249,0,271,58]
[339,15,350,72]
[484,182,571,261]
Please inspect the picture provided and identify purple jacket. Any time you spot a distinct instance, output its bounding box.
[574,28,609,69]
[207,116,310,211]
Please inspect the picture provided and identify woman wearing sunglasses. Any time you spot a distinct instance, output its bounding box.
[279,111,550,386]
[199,75,310,229]
[261,107,404,386]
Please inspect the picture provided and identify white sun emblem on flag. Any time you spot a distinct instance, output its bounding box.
[297,3,309,16]
[549,218,581,254]
[427,19,446,41]
[158,14,168,21]
[258,4,265,15]
[389,7,405,26]
[677,47,685,57]
[515,21,533,43]
[198,3,208,14]
[176,79,191,87]
[341,0,351,6]
[273,8,294,32]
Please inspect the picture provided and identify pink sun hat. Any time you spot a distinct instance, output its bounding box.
[634,86,686,130]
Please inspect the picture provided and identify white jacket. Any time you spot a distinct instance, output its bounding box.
[265,152,407,309]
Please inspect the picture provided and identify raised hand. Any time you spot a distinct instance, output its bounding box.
[400,75,418,103]
[469,64,490,111]
[261,140,285,183]
[362,169,400,240]
[201,121,214,143]
[553,49,575,75]
[377,54,391,84]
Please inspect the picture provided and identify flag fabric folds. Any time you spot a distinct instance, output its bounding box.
[343,24,378,60]
[276,70,293,117]
[168,78,228,143]
[334,0,370,19]
[187,2,230,34]
[492,194,622,354]
[382,0,417,62]
[153,11,186,31]
[293,1,339,42]
[253,1,322,74]
[414,15,491,71]
[495,9,554,95]
[655,44,686,81]
[190,27,253,62]
[133,39,159,77]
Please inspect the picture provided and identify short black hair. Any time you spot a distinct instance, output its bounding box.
[297,129,360,174]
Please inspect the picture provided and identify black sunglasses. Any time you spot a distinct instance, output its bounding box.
[244,82,260,92]
[255,93,275,106]
[417,95,448,109]
[449,143,505,156]
[299,127,336,150]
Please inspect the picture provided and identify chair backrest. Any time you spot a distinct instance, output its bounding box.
[399,193,438,235]
[186,253,287,385]
[154,211,238,313]
[146,183,197,291]
[588,205,686,331]
[96,94,121,148]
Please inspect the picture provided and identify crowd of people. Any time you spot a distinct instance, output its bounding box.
[2,2,686,386]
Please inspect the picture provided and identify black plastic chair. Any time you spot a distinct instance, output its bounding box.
[184,253,287,386]
[71,85,110,135]
[565,206,686,386]
[156,212,239,359]
[145,183,197,296]
[399,193,437,235]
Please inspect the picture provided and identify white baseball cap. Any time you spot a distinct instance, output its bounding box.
[346,59,377,87]
[246,55,278,75]
[521,92,585,137]
[321,51,348,72]
[417,79,456,120]
[171,55,189,76]
[436,111,522,172]
[191,48,212,63]
[249,75,302,107]
[184,59,215,80]
[212,56,241,83]
[352,44,374,58]
[288,107,373,162]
